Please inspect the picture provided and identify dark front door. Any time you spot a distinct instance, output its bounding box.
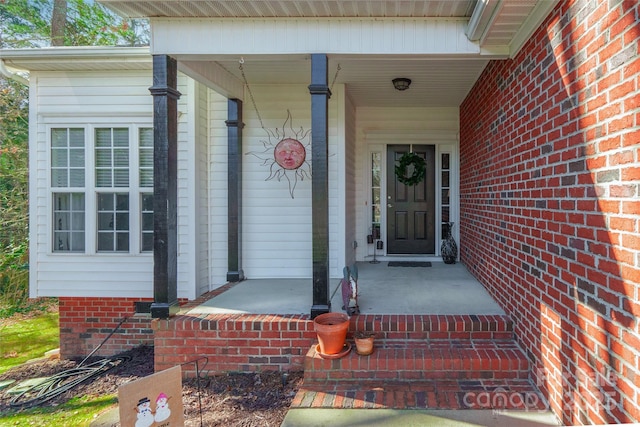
[386,144,436,254]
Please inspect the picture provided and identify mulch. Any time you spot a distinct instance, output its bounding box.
[0,345,303,427]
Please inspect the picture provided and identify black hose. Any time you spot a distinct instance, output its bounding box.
[9,356,129,408]
[8,316,131,408]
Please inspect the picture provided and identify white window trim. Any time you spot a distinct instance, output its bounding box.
[46,119,153,256]
[364,134,459,258]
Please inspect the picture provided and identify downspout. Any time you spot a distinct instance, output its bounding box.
[466,0,503,42]
[0,59,29,85]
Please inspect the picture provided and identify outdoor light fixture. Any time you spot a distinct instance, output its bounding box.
[392,77,412,91]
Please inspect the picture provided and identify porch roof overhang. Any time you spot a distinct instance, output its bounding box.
[99,0,559,57]
[96,0,558,108]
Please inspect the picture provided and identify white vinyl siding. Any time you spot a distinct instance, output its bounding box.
[208,90,229,287]
[195,82,210,295]
[344,91,357,267]
[241,85,314,279]
[30,70,157,298]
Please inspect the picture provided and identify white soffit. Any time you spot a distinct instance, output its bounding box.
[98,1,477,19]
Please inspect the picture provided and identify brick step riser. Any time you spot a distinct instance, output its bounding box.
[304,370,530,382]
[346,314,514,341]
[303,339,531,383]
[346,331,515,340]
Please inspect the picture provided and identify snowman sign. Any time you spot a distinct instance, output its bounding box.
[118,365,184,427]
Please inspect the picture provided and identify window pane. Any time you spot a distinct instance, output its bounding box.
[114,149,129,167]
[98,193,114,210]
[71,232,85,251]
[51,170,68,188]
[51,129,67,147]
[140,170,153,187]
[54,212,69,230]
[442,189,450,205]
[139,128,153,147]
[95,148,112,167]
[51,149,67,167]
[69,149,84,167]
[442,171,450,188]
[142,213,153,230]
[372,187,380,204]
[96,128,112,147]
[69,129,85,147]
[114,169,129,187]
[113,128,129,147]
[116,213,129,231]
[442,153,450,169]
[96,169,112,187]
[97,232,113,251]
[53,192,85,252]
[141,193,154,211]
[97,192,129,252]
[98,213,113,230]
[54,231,70,251]
[72,193,85,210]
[54,193,70,210]
[116,194,128,210]
[72,212,85,230]
[69,169,84,187]
[116,232,129,251]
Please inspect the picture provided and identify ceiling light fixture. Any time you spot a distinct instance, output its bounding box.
[392,77,412,91]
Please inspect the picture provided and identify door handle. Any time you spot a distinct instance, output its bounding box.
[387,203,393,208]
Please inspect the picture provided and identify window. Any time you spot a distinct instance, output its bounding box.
[50,125,152,254]
[441,152,451,238]
[371,152,381,239]
[51,128,85,252]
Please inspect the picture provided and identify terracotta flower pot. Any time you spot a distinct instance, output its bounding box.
[313,312,349,355]
[354,332,375,356]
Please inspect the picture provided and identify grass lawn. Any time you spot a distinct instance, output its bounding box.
[0,310,59,375]
[0,395,118,427]
[0,307,120,426]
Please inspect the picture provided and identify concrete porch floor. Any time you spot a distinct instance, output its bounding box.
[186,261,505,316]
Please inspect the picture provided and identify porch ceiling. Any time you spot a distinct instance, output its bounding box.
[188,55,491,107]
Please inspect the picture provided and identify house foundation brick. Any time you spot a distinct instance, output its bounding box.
[59,297,154,359]
[460,0,639,425]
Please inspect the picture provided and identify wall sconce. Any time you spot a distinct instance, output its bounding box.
[392,77,412,91]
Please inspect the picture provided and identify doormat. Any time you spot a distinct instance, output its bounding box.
[387,261,432,267]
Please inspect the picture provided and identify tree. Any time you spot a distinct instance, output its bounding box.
[0,76,29,312]
[0,0,149,314]
[0,0,149,48]
[51,0,67,46]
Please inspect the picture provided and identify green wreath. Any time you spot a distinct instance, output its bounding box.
[395,152,426,186]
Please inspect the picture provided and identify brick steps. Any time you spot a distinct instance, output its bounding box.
[291,379,548,410]
[304,339,530,382]
[293,313,546,411]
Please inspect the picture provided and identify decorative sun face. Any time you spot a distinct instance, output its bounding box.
[246,110,311,198]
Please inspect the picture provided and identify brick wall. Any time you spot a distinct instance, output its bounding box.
[59,297,154,359]
[459,0,639,425]
[153,314,316,376]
